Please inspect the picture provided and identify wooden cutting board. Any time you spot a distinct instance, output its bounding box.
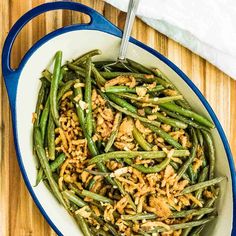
[0,0,235,235]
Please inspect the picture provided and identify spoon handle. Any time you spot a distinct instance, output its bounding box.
[118,0,140,61]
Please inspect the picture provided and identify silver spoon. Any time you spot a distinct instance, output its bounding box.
[103,0,140,71]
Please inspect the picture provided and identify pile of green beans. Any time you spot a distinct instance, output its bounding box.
[32,49,224,236]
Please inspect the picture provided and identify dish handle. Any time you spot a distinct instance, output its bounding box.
[2,1,121,106]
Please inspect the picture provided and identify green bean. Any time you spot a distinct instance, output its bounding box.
[50,153,66,172]
[57,79,78,101]
[127,58,153,74]
[91,65,106,87]
[113,178,136,211]
[100,71,171,87]
[87,178,96,190]
[35,153,66,186]
[34,167,44,187]
[67,63,86,77]
[108,100,161,128]
[138,231,152,236]
[99,162,116,186]
[47,114,55,160]
[89,150,190,164]
[132,126,152,151]
[91,227,110,236]
[170,207,215,218]
[202,130,215,180]
[169,161,179,170]
[159,103,215,129]
[73,85,101,165]
[147,85,165,93]
[188,164,197,183]
[192,166,209,208]
[62,69,77,82]
[196,129,204,146]
[113,63,137,72]
[105,112,122,153]
[118,93,184,105]
[42,69,52,82]
[182,225,198,236]
[74,214,92,236]
[73,49,101,66]
[152,68,192,109]
[50,51,62,126]
[104,129,118,152]
[73,84,85,128]
[132,157,171,173]
[122,213,156,221]
[106,93,137,113]
[96,140,102,151]
[179,176,225,195]
[145,216,216,233]
[59,66,67,82]
[84,58,93,136]
[81,190,113,204]
[68,184,85,198]
[105,85,164,94]
[34,82,47,127]
[105,85,136,93]
[144,123,183,149]
[122,208,214,221]
[190,224,205,236]
[197,129,207,167]
[176,99,192,110]
[99,60,133,70]
[80,130,114,186]
[92,117,96,135]
[103,223,119,236]
[182,227,192,236]
[42,69,65,86]
[100,71,145,79]
[33,127,68,209]
[94,229,111,236]
[39,97,50,141]
[170,161,191,182]
[42,179,53,194]
[86,130,99,156]
[80,123,112,186]
[152,72,191,110]
[141,76,172,88]
[94,60,115,67]
[91,213,106,226]
[182,188,220,236]
[40,76,51,87]
[192,210,218,235]
[198,188,219,214]
[62,190,87,207]
[159,107,209,131]
[85,134,116,186]
[178,129,198,178]
[85,169,110,176]
[152,68,169,81]
[144,107,188,129]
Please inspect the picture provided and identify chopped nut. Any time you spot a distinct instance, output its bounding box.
[136,87,147,97]
[79,100,88,110]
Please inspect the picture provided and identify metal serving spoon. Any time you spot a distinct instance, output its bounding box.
[103,0,140,71]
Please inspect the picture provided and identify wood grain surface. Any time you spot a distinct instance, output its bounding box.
[0,0,235,235]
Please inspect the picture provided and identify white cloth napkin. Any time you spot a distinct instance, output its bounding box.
[105,0,236,79]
